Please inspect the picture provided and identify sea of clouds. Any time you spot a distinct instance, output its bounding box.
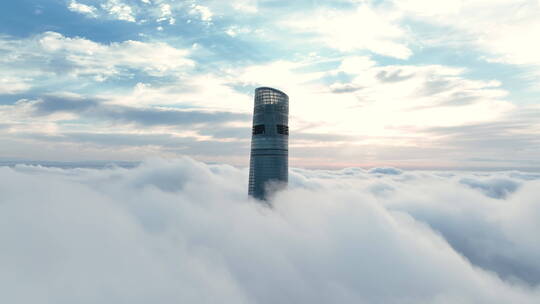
[1,157,539,303]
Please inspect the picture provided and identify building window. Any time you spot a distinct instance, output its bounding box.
[276,124,289,135]
[253,124,265,135]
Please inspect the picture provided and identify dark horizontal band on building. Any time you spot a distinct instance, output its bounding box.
[251,148,288,152]
[249,154,289,157]
[252,124,289,135]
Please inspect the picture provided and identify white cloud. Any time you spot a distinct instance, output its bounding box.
[0,32,194,81]
[42,32,194,76]
[156,3,175,25]
[158,3,171,17]
[225,28,237,37]
[337,56,376,74]
[0,98,67,135]
[68,0,98,18]
[283,5,411,59]
[395,0,540,67]
[232,0,258,13]
[106,74,251,110]
[1,158,540,303]
[225,26,252,37]
[331,62,512,128]
[189,4,213,22]
[0,77,32,94]
[101,0,136,22]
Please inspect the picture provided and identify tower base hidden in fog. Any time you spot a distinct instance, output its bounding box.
[248,87,289,201]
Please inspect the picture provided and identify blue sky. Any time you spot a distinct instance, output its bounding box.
[1,0,539,169]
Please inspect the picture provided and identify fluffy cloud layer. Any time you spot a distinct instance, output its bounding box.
[1,158,539,303]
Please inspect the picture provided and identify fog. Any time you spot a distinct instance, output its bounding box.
[1,158,539,303]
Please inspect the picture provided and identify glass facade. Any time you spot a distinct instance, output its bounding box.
[248,87,289,201]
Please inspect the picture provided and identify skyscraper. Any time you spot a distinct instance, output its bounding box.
[248,87,289,201]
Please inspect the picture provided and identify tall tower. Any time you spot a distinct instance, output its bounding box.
[248,87,289,201]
